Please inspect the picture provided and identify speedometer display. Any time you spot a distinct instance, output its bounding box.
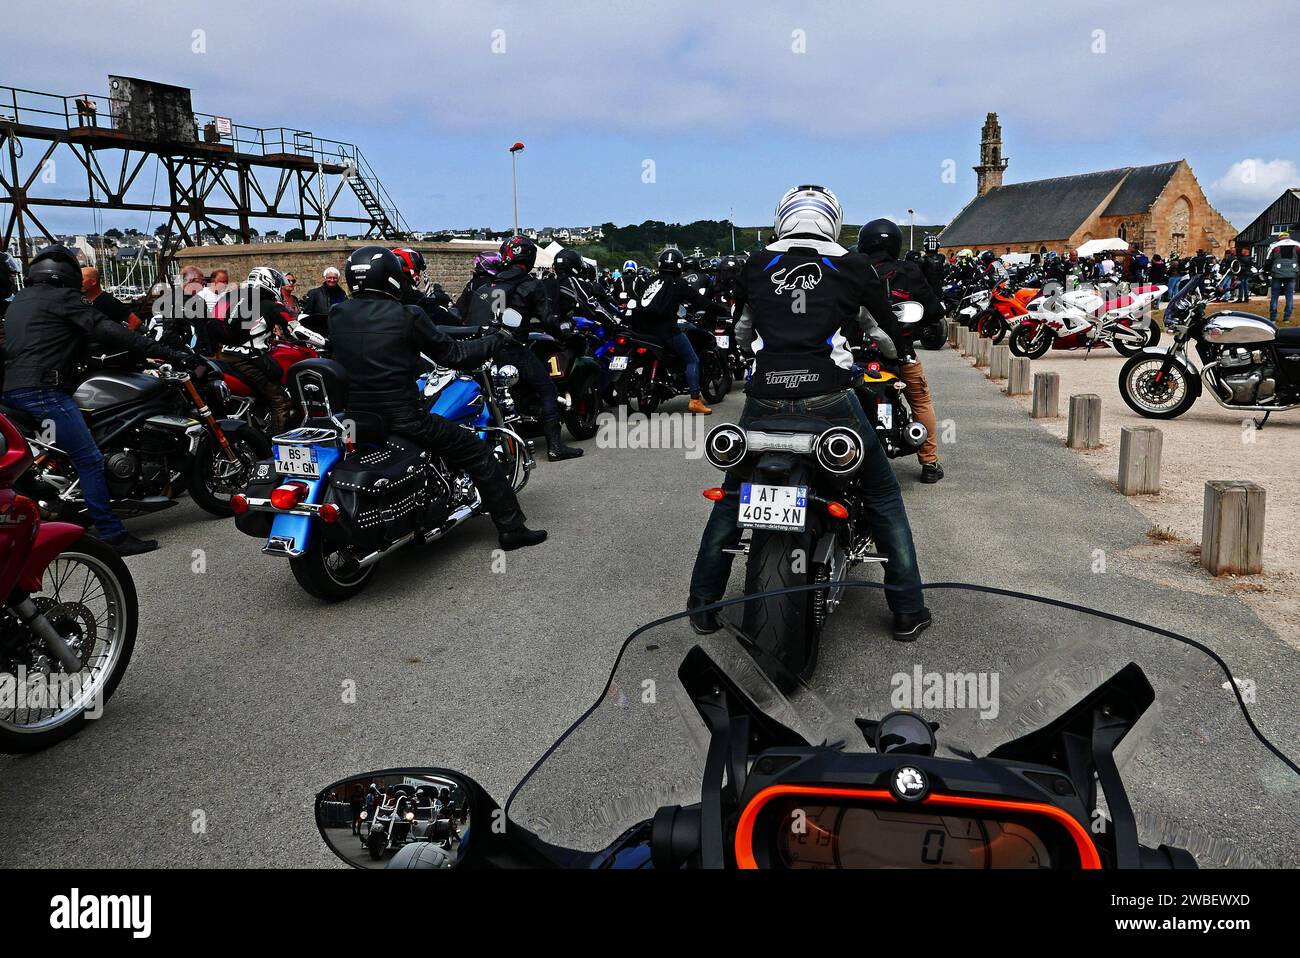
[769,800,1058,869]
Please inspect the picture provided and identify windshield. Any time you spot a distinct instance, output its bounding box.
[505,582,1299,866]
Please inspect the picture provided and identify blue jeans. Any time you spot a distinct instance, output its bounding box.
[1166,275,1184,301]
[669,331,701,397]
[1,388,127,539]
[688,390,925,614]
[1270,278,1295,322]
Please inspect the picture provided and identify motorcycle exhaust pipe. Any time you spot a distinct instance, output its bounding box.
[903,421,929,450]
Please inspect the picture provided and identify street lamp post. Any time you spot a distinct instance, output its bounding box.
[508,142,525,236]
[907,208,915,252]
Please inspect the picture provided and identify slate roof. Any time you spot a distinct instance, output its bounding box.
[939,162,1182,247]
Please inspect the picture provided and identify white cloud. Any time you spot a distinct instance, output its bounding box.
[1212,159,1299,204]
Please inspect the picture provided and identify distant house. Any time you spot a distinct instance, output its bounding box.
[1235,188,1300,263]
[939,113,1235,257]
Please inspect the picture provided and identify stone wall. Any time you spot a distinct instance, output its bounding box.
[174,240,497,294]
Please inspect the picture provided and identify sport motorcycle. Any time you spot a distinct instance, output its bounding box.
[1118,274,1300,425]
[220,317,327,437]
[314,581,1300,869]
[0,412,138,753]
[604,321,731,412]
[1009,283,1165,359]
[4,360,269,523]
[968,281,1041,343]
[853,302,930,458]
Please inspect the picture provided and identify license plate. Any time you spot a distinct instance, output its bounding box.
[877,401,893,430]
[274,444,320,478]
[609,355,630,371]
[739,483,807,531]
[715,335,730,349]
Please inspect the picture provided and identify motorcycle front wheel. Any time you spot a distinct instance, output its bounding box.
[290,537,377,602]
[1118,354,1198,419]
[1009,324,1052,359]
[0,536,138,753]
[189,430,271,518]
[918,318,948,351]
[975,311,1008,343]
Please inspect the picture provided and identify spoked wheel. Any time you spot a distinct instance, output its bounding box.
[290,537,377,602]
[1009,324,1053,359]
[0,537,138,753]
[189,431,271,517]
[1118,355,1198,419]
[492,428,531,493]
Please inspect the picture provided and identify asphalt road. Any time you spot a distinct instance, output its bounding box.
[2,347,1296,868]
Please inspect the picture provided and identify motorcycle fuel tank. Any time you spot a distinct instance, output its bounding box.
[1203,313,1276,345]
[73,371,168,412]
[428,375,485,427]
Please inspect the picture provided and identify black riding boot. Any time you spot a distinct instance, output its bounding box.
[544,418,583,461]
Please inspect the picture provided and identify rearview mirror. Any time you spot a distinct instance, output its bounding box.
[893,300,925,325]
[316,768,475,869]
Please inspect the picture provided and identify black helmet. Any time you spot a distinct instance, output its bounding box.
[904,249,922,263]
[553,248,583,276]
[979,250,996,265]
[658,248,685,275]
[857,219,903,259]
[683,255,699,271]
[923,234,940,253]
[499,234,538,271]
[26,244,82,289]
[718,255,740,275]
[345,245,407,298]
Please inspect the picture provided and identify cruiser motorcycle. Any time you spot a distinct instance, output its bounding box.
[1118,274,1300,424]
[314,582,1300,869]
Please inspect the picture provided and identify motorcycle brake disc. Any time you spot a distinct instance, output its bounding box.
[37,598,98,667]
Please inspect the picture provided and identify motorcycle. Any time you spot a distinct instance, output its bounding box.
[232,348,533,601]
[969,281,1041,343]
[604,319,732,412]
[507,321,604,441]
[5,359,269,523]
[1009,283,1166,359]
[853,302,930,458]
[1118,274,1300,424]
[0,412,138,753]
[313,581,1300,869]
[220,317,327,437]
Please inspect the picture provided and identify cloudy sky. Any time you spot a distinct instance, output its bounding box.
[3,0,1297,234]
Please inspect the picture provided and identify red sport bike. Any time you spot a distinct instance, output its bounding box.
[0,413,138,752]
[220,319,325,437]
[968,281,1042,344]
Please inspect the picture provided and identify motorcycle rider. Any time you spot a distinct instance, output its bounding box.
[549,248,619,326]
[453,251,505,321]
[1,245,202,556]
[687,186,929,641]
[207,267,296,435]
[920,234,947,295]
[461,235,583,461]
[857,219,945,484]
[613,259,643,310]
[630,248,728,415]
[329,246,547,550]
[392,247,457,323]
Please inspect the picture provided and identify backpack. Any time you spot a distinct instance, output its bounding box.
[1271,244,1298,280]
[466,277,515,327]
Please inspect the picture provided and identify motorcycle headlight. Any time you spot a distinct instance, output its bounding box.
[404,812,416,822]
[704,423,747,469]
[815,426,865,475]
[494,363,520,388]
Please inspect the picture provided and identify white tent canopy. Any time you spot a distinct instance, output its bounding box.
[535,241,596,271]
[1076,237,1129,257]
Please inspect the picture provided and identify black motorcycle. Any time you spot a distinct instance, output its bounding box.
[314,581,1300,869]
[512,322,604,441]
[853,303,930,458]
[604,322,731,412]
[3,359,269,522]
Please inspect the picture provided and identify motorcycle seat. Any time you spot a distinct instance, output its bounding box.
[747,414,832,435]
[435,324,487,340]
[0,402,39,433]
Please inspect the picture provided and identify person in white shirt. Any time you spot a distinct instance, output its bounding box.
[196,269,229,316]
[1266,231,1299,324]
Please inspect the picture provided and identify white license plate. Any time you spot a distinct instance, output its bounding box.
[877,402,893,430]
[274,444,320,478]
[715,335,730,349]
[609,355,630,371]
[739,483,807,531]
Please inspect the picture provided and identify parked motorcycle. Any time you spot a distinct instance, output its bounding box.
[1118,275,1300,424]
[314,581,1300,868]
[232,351,532,601]
[854,302,930,458]
[5,360,269,523]
[969,281,1041,343]
[0,412,138,753]
[604,321,731,412]
[1010,283,1165,359]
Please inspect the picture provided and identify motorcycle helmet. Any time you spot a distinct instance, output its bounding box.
[658,248,685,275]
[923,234,940,253]
[554,248,583,276]
[979,250,996,266]
[25,244,82,289]
[499,234,538,271]
[344,245,407,298]
[637,266,652,279]
[857,218,903,259]
[718,255,740,276]
[622,259,637,273]
[683,255,700,272]
[392,247,427,282]
[473,251,504,276]
[773,184,843,243]
[246,266,287,300]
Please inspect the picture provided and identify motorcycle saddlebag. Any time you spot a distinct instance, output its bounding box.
[322,438,428,555]
[234,459,281,538]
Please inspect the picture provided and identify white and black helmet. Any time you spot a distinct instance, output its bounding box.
[774,184,844,243]
[246,266,287,299]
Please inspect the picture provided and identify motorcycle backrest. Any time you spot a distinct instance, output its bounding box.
[287,358,349,420]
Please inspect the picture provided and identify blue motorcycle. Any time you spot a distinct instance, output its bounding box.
[232,341,532,601]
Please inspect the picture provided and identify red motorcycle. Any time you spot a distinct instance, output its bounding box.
[221,321,325,436]
[969,281,1041,343]
[0,413,138,752]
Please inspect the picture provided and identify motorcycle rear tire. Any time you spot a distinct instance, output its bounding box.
[563,376,601,441]
[1114,324,1161,357]
[741,529,821,690]
[290,537,377,602]
[700,351,732,405]
[918,318,948,351]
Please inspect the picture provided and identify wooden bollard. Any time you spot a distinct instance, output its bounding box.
[988,344,1010,379]
[1201,480,1265,575]
[1117,425,1163,495]
[947,322,960,347]
[1007,356,1031,395]
[1066,394,1102,449]
[973,336,990,368]
[958,328,972,356]
[1031,371,1059,418]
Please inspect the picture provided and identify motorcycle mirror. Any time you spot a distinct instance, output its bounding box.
[857,710,939,755]
[893,301,925,325]
[315,768,476,869]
